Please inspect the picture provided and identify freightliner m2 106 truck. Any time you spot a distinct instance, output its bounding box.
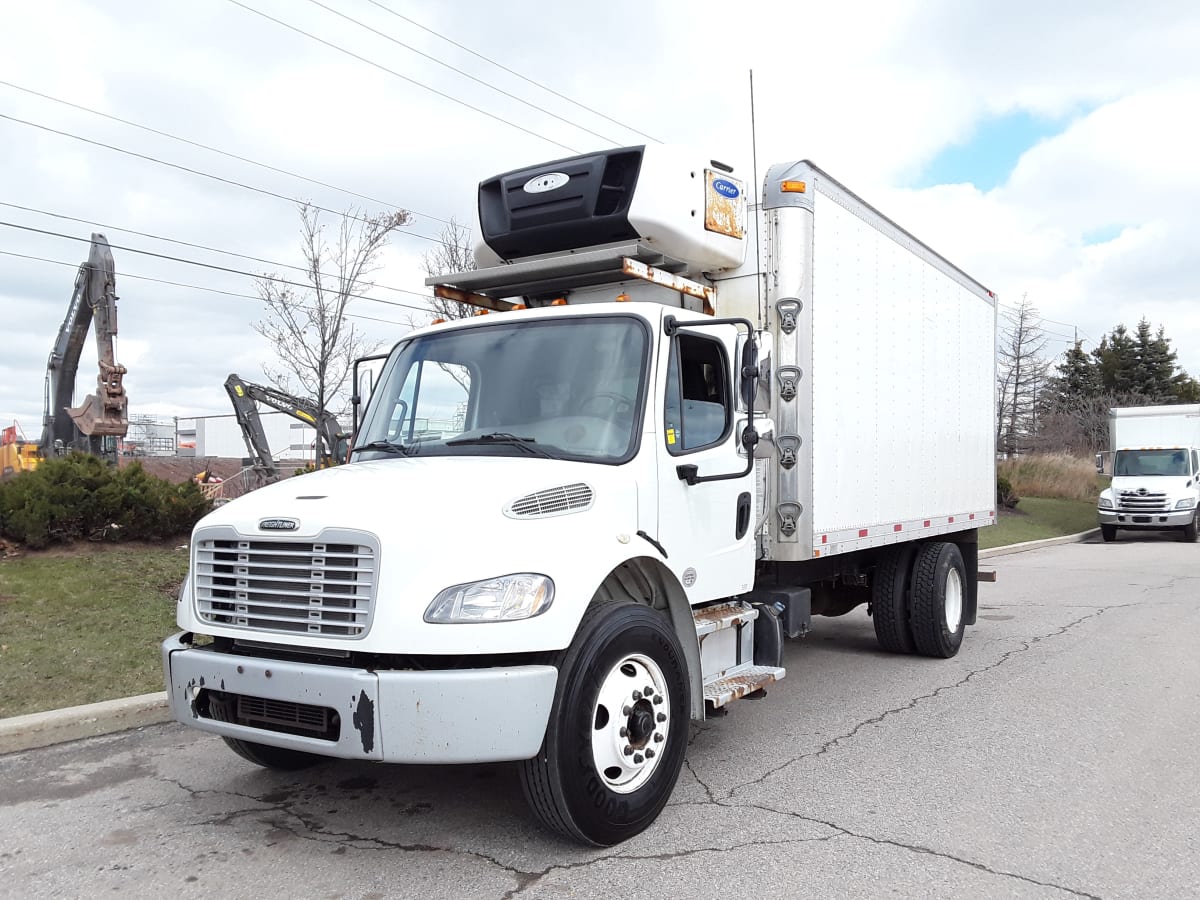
[1098,404,1200,542]
[164,146,997,845]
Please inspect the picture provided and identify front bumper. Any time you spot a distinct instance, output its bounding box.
[162,633,557,763]
[1098,508,1195,528]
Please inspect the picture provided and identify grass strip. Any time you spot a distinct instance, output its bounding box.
[0,544,186,717]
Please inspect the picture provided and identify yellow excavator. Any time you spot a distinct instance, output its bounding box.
[224,374,350,485]
[0,422,40,481]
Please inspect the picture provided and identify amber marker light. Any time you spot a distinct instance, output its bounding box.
[615,293,631,302]
[550,298,568,306]
[780,180,807,193]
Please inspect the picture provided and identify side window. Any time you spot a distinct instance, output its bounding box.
[1193,449,1199,476]
[664,333,731,454]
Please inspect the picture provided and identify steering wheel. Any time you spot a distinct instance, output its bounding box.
[579,392,633,420]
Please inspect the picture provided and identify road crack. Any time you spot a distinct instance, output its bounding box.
[159,776,537,886]
[728,801,1102,899]
[728,607,1114,797]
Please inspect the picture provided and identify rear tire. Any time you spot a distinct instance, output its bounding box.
[872,545,917,654]
[520,600,689,846]
[1101,524,1117,543]
[909,542,967,659]
[222,737,323,771]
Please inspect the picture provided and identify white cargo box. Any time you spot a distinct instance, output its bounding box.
[758,162,997,561]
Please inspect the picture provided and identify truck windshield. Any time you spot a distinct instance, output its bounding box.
[1114,449,1190,476]
[355,315,649,463]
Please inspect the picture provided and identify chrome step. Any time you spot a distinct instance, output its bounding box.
[703,664,786,708]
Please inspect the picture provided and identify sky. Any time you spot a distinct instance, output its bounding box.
[2,0,1199,437]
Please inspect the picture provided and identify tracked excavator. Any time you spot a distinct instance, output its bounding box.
[223,374,350,484]
[40,234,128,460]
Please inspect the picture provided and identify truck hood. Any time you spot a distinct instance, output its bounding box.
[1110,475,1196,497]
[185,456,646,654]
[201,457,637,539]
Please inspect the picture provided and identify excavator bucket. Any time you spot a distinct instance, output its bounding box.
[67,389,129,436]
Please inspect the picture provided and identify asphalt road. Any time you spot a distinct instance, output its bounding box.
[2,535,1198,900]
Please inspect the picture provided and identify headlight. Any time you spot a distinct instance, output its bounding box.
[1098,498,1113,509]
[425,574,554,623]
[1175,497,1196,510]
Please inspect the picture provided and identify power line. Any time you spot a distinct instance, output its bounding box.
[304,0,620,147]
[0,201,440,304]
[0,112,443,244]
[0,220,434,315]
[0,249,412,328]
[365,0,662,144]
[0,79,451,228]
[225,0,580,155]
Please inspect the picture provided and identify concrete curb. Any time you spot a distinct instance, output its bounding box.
[0,691,170,755]
[1,530,1098,755]
[979,528,1099,559]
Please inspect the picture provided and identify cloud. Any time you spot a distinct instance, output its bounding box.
[2,0,1200,438]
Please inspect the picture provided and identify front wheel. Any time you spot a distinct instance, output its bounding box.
[520,600,690,846]
[222,737,323,771]
[909,542,967,659]
[1101,524,1117,543]
[1183,513,1198,542]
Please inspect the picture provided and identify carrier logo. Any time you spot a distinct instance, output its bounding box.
[259,517,299,531]
[523,172,569,193]
[711,178,741,199]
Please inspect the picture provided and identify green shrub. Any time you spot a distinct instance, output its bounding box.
[0,454,211,549]
[996,475,1020,509]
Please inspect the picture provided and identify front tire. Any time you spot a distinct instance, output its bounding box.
[909,542,967,659]
[520,600,690,846]
[1101,524,1117,542]
[222,737,323,771]
[1183,513,1198,542]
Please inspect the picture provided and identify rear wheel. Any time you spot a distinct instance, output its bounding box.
[909,542,967,659]
[1101,524,1117,543]
[872,545,917,654]
[222,737,323,771]
[520,600,689,846]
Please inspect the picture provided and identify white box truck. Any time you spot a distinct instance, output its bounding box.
[1098,404,1200,542]
[163,146,997,845]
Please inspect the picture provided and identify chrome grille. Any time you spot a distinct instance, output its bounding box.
[505,482,594,518]
[194,532,377,638]
[1117,490,1168,512]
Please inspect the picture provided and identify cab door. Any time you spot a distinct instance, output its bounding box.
[655,323,756,604]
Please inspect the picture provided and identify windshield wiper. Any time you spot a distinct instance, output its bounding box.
[350,439,419,457]
[445,432,556,459]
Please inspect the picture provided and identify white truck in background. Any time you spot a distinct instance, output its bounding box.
[1097,404,1200,542]
[163,145,997,845]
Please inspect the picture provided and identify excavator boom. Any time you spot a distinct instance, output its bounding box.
[41,234,128,455]
[224,374,349,481]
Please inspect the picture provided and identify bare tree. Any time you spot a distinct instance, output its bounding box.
[254,203,408,462]
[419,217,477,323]
[997,295,1051,457]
